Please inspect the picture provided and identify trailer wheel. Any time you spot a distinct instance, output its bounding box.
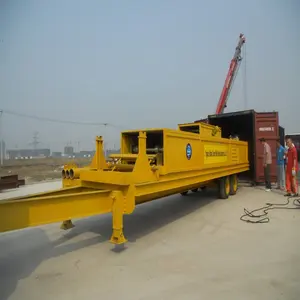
[219,176,230,199]
[181,191,188,196]
[229,174,238,195]
[200,186,207,192]
[191,188,198,193]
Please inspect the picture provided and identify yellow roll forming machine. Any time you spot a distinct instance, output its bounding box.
[0,122,249,244]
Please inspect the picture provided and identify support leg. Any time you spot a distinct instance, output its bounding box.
[60,219,74,230]
[110,191,127,245]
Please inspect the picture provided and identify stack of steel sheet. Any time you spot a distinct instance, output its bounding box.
[0,174,25,192]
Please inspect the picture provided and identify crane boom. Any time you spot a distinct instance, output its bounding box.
[215,33,246,114]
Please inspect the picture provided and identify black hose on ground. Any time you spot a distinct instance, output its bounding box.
[240,193,300,224]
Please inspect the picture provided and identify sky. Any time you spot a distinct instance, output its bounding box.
[0,0,299,152]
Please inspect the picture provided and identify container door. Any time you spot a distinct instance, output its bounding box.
[279,126,285,146]
[254,112,279,183]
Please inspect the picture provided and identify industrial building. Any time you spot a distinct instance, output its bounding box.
[64,146,74,156]
[6,148,51,159]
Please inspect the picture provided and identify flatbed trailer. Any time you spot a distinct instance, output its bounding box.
[0,122,249,245]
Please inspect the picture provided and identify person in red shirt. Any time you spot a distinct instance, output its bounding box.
[285,137,298,197]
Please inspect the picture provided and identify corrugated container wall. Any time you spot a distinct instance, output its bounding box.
[195,110,280,184]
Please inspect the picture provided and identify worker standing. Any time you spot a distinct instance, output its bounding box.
[284,137,288,169]
[284,135,294,169]
[284,135,290,170]
[276,139,285,190]
[260,138,272,191]
[285,137,298,197]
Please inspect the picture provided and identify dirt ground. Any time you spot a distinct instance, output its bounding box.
[0,158,92,184]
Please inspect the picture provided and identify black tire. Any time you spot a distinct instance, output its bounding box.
[229,174,238,195]
[219,176,230,199]
[181,191,188,196]
[200,186,207,191]
[191,188,198,193]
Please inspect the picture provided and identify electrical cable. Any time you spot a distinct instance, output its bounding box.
[0,109,125,129]
[240,192,300,224]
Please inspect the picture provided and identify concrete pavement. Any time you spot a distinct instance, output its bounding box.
[0,186,300,300]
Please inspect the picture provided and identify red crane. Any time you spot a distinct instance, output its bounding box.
[215,33,246,114]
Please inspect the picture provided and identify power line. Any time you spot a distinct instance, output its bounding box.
[1,109,124,129]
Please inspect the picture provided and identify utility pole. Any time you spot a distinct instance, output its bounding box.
[29,131,40,156]
[32,131,39,150]
[0,110,3,166]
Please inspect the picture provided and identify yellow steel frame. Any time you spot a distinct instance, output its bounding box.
[0,122,249,245]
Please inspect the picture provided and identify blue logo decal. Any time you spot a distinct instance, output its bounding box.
[186,143,192,160]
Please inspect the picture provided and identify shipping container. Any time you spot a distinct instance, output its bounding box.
[195,110,280,184]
